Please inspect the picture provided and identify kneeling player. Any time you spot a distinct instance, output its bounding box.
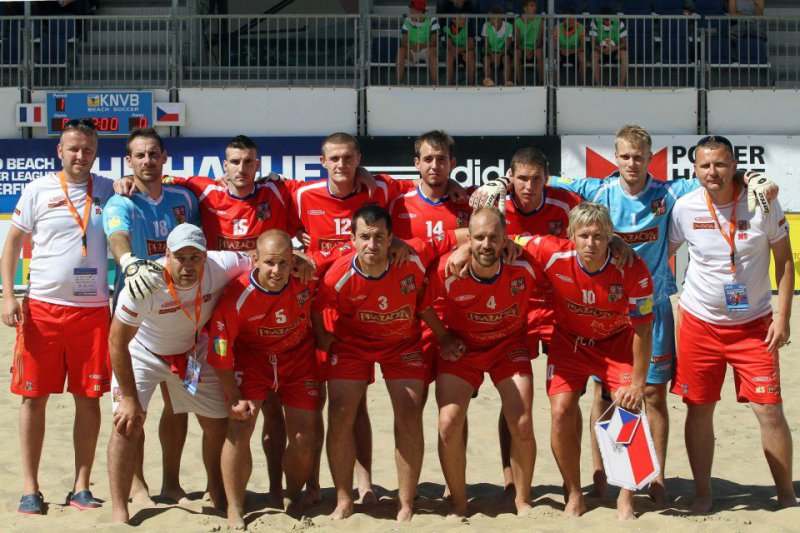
[518,203,653,520]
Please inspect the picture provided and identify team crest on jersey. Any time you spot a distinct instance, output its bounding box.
[456,211,470,227]
[547,220,563,235]
[256,201,271,221]
[510,277,525,296]
[400,275,417,295]
[651,197,667,216]
[434,233,445,242]
[738,220,750,231]
[163,175,176,184]
[608,284,623,303]
[24,380,33,391]
[296,288,311,306]
[173,206,186,224]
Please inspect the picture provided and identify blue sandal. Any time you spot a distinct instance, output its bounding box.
[17,492,44,515]
[66,490,102,510]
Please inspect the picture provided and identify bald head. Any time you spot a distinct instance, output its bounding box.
[469,207,506,235]
[257,229,293,257]
[255,230,295,290]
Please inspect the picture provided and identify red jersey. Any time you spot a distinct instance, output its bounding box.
[388,186,472,239]
[165,175,301,251]
[519,235,654,339]
[289,175,414,253]
[503,186,579,238]
[423,253,541,349]
[312,233,456,355]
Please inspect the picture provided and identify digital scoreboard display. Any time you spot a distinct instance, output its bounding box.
[46,91,153,136]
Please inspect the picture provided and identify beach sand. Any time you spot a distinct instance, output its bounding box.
[0,296,797,532]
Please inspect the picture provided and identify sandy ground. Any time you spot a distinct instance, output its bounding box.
[0,296,798,532]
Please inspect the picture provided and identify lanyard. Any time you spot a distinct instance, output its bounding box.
[58,171,93,257]
[165,265,204,345]
[704,185,739,274]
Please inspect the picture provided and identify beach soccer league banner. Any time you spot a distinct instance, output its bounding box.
[561,135,800,292]
[0,135,561,290]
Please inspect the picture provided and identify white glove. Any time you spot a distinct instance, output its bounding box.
[743,171,778,214]
[468,175,511,214]
[120,253,164,299]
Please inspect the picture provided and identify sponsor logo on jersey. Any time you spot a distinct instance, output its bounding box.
[108,215,122,229]
[173,205,186,224]
[208,208,227,215]
[455,294,475,302]
[247,313,266,321]
[557,177,575,184]
[398,213,416,219]
[162,175,176,184]
[216,320,224,330]
[652,354,672,364]
[320,238,347,252]
[547,219,563,235]
[349,294,368,302]
[121,304,138,318]
[738,220,750,231]
[778,217,786,227]
[400,275,417,295]
[638,277,650,288]
[400,351,424,367]
[619,373,633,383]
[296,288,311,306]
[510,277,525,296]
[615,227,659,244]
[48,195,67,209]
[14,208,21,216]
[304,379,319,389]
[307,209,325,216]
[218,235,257,251]
[555,274,574,283]
[507,348,530,362]
[565,299,613,318]
[256,201,271,221]
[258,318,301,337]
[456,211,471,227]
[213,337,228,356]
[467,303,519,323]
[752,376,773,383]
[359,305,412,323]
[608,284,623,303]
[693,221,716,230]
[737,232,748,240]
[769,385,780,393]
[651,197,667,216]
[146,239,167,256]
[634,295,654,316]
[159,294,211,314]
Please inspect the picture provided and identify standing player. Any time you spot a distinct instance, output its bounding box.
[668,136,796,512]
[312,205,458,522]
[103,128,201,504]
[420,207,539,519]
[107,224,253,524]
[518,203,654,519]
[1,119,114,514]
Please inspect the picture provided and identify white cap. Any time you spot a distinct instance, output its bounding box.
[166,223,207,252]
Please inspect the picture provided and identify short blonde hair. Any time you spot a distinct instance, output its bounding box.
[568,202,614,240]
[615,124,652,152]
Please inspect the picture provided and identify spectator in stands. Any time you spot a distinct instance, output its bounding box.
[729,0,764,39]
[590,10,628,86]
[443,13,478,85]
[481,5,514,86]
[514,0,545,86]
[397,0,441,85]
[553,7,585,85]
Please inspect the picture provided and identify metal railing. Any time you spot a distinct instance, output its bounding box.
[0,13,796,90]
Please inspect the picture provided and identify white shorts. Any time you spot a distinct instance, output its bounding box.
[408,48,430,64]
[111,334,227,419]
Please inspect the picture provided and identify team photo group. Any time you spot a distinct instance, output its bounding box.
[0,120,794,528]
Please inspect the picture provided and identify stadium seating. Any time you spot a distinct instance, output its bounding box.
[587,0,616,14]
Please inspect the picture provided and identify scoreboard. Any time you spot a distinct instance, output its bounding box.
[46,91,153,136]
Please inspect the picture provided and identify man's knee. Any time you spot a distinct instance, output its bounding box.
[751,402,788,426]
[506,413,534,443]
[438,410,465,443]
[645,384,668,408]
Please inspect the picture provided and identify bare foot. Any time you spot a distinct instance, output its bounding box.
[129,486,153,505]
[269,485,284,508]
[396,506,414,523]
[111,509,130,524]
[160,485,188,504]
[564,493,587,517]
[617,500,636,521]
[227,508,246,530]
[330,499,354,520]
[284,497,304,519]
[691,494,713,514]
[589,470,608,499]
[515,500,533,517]
[648,482,669,505]
[446,501,468,520]
[442,485,452,502]
[302,486,322,507]
[778,494,799,509]
[500,484,516,505]
[356,489,377,505]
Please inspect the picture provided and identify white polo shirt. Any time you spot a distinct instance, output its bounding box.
[115,251,252,356]
[11,172,115,307]
[669,187,789,325]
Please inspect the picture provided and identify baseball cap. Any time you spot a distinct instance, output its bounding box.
[167,223,207,252]
[410,0,426,11]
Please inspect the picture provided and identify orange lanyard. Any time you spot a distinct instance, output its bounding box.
[58,171,93,257]
[704,185,739,274]
[165,266,204,345]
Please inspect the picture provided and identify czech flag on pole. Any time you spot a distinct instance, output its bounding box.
[16,103,45,127]
[594,406,660,491]
[153,102,185,126]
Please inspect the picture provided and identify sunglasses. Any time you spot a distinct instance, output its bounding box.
[696,135,733,151]
[64,118,97,130]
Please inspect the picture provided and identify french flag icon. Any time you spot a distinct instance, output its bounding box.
[594,406,660,491]
[17,104,45,127]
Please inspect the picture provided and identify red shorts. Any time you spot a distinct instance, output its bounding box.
[235,337,320,410]
[527,305,552,352]
[671,308,781,405]
[11,298,110,398]
[436,336,532,390]
[546,326,635,396]
[421,325,438,384]
[327,338,425,382]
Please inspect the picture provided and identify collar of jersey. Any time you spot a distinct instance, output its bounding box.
[227,185,257,201]
[134,190,164,205]
[417,185,449,206]
[576,251,612,277]
[327,181,359,200]
[468,259,503,284]
[351,255,390,280]
[511,190,546,216]
[617,174,653,200]
[249,268,289,295]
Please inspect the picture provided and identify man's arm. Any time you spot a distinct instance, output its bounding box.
[108,230,133,264]
[1,226,27,326]
[766,236,793,352]
[109,317,146,436]
[419,307,466,361]
[311,311,335,352]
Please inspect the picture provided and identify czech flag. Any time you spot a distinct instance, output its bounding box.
[153,102,185,126]
[16,104,45,127]
[594,407,660,491]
